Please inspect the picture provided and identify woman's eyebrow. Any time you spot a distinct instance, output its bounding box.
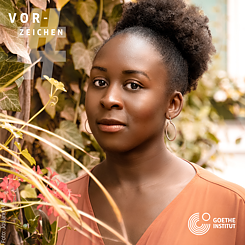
[122,70,150,80]
[91,67,150,80]
[91,66,107,72]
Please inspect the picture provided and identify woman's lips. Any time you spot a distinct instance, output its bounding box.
[98,124,125,132]
[97,118,126,133]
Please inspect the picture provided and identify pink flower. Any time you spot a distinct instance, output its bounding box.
[0,175,20,203]
[37,168,81,216]
[46,167,58,180]
[32,165,43,175]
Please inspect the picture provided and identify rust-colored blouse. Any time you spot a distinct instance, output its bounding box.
[49,162,245,245]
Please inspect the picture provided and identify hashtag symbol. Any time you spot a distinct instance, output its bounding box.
[27,8,66,80]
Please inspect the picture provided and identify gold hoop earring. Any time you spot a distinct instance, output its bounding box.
[165,117,177,141]
[85,119,92,134]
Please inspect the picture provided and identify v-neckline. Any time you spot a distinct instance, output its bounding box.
[86,160,199,245]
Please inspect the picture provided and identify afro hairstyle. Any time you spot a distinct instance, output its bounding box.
[106,0,216,94]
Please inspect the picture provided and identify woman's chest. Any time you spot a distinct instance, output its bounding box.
[61,174,243,245]
[89,184,187,245]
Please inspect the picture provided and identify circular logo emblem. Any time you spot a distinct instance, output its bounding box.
[188,212,211,235]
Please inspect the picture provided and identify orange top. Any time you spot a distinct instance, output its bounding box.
[50,162,245,245]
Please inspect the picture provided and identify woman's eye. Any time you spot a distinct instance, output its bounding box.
[125,82,142,90]
[93,79,107,87]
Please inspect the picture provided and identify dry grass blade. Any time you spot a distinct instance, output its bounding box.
[0,201,130,244]
[0,115,129,242]
[0,153,99,240]
[0,114,98,160]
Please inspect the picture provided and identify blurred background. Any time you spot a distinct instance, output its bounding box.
[188,0,245,187]
[0,0,244,187]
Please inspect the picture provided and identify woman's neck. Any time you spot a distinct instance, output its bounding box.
[100,138,177,188]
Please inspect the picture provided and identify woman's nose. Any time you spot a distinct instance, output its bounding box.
[100,84,123,110]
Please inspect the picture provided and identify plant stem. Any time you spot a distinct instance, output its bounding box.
[71,91,81,173]
[3,90,57,149]
[54,217,59,244]
[97,0,103,29]
[0,220,23,230]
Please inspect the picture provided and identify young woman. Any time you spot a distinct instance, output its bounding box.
[53,0,245,244]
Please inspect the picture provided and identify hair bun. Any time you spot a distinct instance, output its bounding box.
[114,0,216,93]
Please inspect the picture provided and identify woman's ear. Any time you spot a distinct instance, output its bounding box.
[166,91,183,119]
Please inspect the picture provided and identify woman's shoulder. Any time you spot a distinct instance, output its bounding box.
[66,170,90,194]
[191,162,245,203]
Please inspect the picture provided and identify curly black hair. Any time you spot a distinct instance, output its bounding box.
[105,0,216,95]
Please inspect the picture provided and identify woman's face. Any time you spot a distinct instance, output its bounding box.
[85,34,172,153]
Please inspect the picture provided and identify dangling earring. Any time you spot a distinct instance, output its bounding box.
[165,117,177,141]
[85,119,92,134]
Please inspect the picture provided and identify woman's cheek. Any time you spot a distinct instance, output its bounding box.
[127,93,164,121]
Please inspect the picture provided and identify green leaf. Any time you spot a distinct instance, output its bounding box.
[0,61,28,94]
[61,62,83,85]
[50,221,58,245]
[0,47,8,62]
[25,235,37,245]
[111,3,123,20]
[41,168,48,175]
[76,0,97,26]
[206,132,219,144]
[59,3,74,27]
[28,215,40,234]
[21,148,36,166]
[235,137,242,144]
[0,0,18,29]
[15,76,24,88]
[41,220,58,245]
[103,0,121,17]
[20,184,37,199]
[72,25,83,43]
[55,120,84,149]
[21,197,35,223]
[0,86,21,111]
[0,61,29,111]
[15,0,27,9]
[35,78,56,118]
[70,42,93,75]
[6,53,17,62]
[39,209,52,243]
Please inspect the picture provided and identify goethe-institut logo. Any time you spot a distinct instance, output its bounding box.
[188,212,236,235]
[188,213,211,235]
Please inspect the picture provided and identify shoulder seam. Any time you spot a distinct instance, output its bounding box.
[67,172,88,185]
[197,174,245,204]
